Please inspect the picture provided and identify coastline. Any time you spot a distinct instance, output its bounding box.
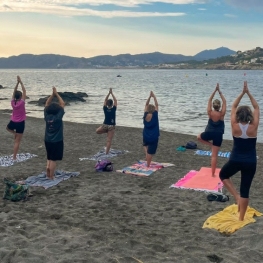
[1,112,263,263]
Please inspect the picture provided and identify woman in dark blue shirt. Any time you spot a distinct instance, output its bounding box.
[143,91,160,167]
[96,88,117,154]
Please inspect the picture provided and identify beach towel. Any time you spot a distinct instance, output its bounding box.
[195,150,231,158]
[79,148,128,161]
[0,153,37,167]
[170,167,223,192]
[22,170,80,189]
[203,204,262,234]
[116,160,175,177]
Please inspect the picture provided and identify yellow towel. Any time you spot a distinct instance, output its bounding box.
[203,204,262,234]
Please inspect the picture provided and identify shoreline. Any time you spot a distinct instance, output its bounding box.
[1,112,263,262]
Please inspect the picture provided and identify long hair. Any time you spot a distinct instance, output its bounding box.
[14,91,22,105]
[236,106,254,123]
[213,99,221,111]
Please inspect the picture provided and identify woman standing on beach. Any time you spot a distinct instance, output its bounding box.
[143,91,160,167]
[197,83,226,177]
[44,87,65,179]
[219,81,259,221]
[96,88,117,155]
[6,76,27,160]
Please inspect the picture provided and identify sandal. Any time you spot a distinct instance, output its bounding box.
[207,193,229,202]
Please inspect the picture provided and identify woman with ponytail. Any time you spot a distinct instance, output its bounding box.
[219,81,259,221]
[6,76,27,160]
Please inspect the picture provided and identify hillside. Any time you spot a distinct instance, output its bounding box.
[0,47,235,69]
[158,47,263,70]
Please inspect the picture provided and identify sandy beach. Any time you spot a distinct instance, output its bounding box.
[1,111,263,263]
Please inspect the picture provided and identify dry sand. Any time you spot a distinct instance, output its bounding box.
[1,111,263,263]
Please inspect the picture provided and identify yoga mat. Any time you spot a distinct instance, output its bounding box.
[22,170,80,189]
[203,204,262,234]
[116,160,174,177]
[0,153,37,167]
[170,167,223,192]
[79,148,128,161]
[195,150,231,158]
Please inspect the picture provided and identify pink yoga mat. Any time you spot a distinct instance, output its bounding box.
[171,167,222,192]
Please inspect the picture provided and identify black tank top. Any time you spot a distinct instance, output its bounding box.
[205,119,225,134]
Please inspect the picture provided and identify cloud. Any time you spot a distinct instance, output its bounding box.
[0,0,208,8]
[0,0,201,17]
[224,0,263,11]
[0,3,186,18]
[224,13,237,18]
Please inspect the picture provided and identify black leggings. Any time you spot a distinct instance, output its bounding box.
[219,160,256,198]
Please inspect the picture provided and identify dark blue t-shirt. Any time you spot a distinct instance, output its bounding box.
[44,108,65,142]
[103,105,116,125]
[143,111,160,143]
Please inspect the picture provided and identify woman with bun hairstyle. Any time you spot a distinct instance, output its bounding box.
[197,83,226,177]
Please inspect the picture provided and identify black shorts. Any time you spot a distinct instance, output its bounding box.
[143,139,159,155]
[7,120,25,134]
[45,140,64,161]
[200,132,223,147]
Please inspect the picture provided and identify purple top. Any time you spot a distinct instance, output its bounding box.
[11,99,26,122]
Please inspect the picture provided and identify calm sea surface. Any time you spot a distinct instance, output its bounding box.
[0,69,263,142]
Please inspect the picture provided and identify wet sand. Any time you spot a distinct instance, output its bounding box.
[1,111,263,263]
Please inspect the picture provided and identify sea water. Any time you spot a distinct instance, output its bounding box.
[0,69,263,142]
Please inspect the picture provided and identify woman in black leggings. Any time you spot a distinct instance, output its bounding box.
[219,81,259,221]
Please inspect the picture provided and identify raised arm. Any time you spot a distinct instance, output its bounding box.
[207,84,218,116]
[53,87,65,108]
[12,76,19,99]
[231,83,246,125]
[104,89,111,106]
[144,92,151,112]
[218,86,226,117]
[18,76,27,100]
[45,90,55,107]
[151,91,159,111]
[246,82,259,128]
[110,88,117,106]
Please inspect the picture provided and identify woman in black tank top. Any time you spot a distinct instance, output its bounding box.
[219,81,259,221]
[197,83,226,177]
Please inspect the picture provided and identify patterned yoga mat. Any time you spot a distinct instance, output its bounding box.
[170,167,223,192]
[0,153,37,167]
[195,150,231,158]
[116,160,175,177]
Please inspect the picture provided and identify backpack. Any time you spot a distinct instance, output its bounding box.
[3,178,29,202]
[95,159,113,172]
[185,141,197,149]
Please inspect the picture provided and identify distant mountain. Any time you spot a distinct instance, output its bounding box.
[0,47,236,69]
[194,47,236,60]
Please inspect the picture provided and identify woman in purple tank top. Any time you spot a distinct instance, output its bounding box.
[6,76,27,160]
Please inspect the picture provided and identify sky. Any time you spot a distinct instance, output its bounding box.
[0,0,263,58]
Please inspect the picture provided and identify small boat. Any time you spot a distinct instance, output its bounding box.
[117,75,122,77]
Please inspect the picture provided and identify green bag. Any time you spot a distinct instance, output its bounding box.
[3,178,29,202]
